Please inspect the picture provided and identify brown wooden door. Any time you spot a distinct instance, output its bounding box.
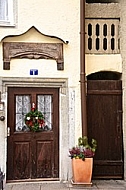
[87,80,124,179]
[7,87,59,181]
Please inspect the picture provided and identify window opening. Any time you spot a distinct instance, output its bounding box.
[103,24,107,37]
[88,38,92,50]
[88,23,92,36]
[103,38,107,50]
[37,95,52,130]
[16,95,31,132]
[96,24,100,36]
[15,95,53,132]
[111,24,115,36]
[96,24,100,50]
[88,24,92,50]
[111,24,115,50]
[96,38,100,50]
[0,0,14,25]
[111,38,115,50]
[86,19,119,54]
[103,24,107,50]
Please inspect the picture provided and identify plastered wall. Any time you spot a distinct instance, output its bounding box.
[0,0,81,181]
[0,0,124,181]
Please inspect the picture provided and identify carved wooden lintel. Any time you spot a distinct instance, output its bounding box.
[3,42,64,70]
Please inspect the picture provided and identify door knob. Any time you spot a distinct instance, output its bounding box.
[0,116,5,121]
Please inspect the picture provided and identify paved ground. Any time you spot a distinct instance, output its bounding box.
[4,180,126,190]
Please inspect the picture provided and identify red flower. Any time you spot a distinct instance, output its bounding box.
[29,121,33,126]
[40,119,45,126]
[26,121,29,125]
[31,108,35,112]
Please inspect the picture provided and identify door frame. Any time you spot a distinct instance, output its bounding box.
[2,77,69,181]
[7,87,59,181]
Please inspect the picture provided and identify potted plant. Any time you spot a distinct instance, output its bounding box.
[69,136,97,184]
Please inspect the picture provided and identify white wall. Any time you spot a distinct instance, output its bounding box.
[0,0,123,181]
[0,0,81,181]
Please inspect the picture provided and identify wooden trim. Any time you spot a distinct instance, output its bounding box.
[94,160,123,165]
[7,178,60,183]
[87,90,122,95]
[3,42,64,70]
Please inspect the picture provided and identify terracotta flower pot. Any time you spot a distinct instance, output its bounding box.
[72,157,93,183]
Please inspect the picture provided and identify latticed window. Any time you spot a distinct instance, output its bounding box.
[85,19,120,54]
[15,95,53,132]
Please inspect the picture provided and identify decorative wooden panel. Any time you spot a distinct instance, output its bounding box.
[36,141,53,178]
[3,42,64,70]
[14,142,31,179]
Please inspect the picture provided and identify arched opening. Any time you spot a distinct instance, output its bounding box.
[87,71,121,80]
[87,71,123,179]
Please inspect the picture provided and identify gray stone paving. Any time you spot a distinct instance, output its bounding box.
[4,180,126,190]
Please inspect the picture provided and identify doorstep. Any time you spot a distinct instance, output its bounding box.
[5,180,126,190]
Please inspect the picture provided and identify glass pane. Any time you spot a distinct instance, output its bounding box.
[0,0,8,21]
[37,95,52,130]
[16,95,31,132]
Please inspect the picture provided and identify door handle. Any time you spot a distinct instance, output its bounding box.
[7,127,10,136]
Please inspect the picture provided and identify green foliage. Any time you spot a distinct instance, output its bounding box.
[69,136,97,161]
[25,109,45,132]
[78,136,97,152]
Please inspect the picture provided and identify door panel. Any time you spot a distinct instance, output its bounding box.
[14,141,31,179]
[87,80,124,179]
[36,141,53,178]
[7,87,59,181]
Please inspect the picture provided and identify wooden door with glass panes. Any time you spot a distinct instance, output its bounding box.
[7,87,59,181]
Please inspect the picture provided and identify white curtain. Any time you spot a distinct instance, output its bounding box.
[0,0,8,21]
[16,95,31,131]
[37,95,52,130]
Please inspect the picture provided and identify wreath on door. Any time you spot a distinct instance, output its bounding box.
[24,103,45,132]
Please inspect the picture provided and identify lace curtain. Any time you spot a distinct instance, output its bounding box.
[0,0,8,21]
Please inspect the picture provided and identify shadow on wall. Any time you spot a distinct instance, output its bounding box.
[87,71,122,80]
